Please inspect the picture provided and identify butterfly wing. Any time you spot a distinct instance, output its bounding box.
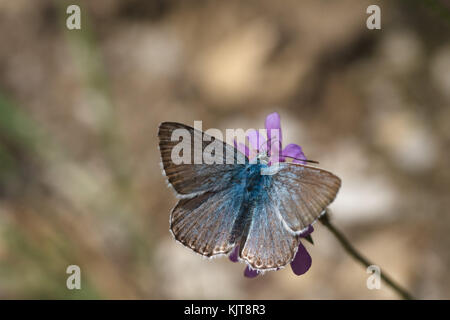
[271,163,341,233]
[159,122,341,264]
[158,122,247,197]
[240,181,300,270]
[170,182,247,257]
[158,122,249,257]
[240,162,341,270]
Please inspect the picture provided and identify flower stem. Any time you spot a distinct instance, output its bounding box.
[319,211,414,300]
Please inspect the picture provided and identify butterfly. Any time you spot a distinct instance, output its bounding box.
[158,122,341,271]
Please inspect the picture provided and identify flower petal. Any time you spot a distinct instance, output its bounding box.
[299,225,314,238]
[265,112,281,132]
[269,143,283,164]
[265,112,282,155]
[290,242,312,276]
[234,139,250,157]
[247,129,267,153]
[229,245,239,263]
[244,266,259,278]
[282,144,307,164]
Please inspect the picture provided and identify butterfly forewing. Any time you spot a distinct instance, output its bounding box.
[271,163,341,233]
[158,122,247,196]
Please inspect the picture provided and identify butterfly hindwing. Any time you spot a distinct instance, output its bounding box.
[239,174,300,270]
[170,181,246,257]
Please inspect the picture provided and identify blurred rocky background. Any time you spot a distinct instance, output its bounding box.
[0,0,449,299]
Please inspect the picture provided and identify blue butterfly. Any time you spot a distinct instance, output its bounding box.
[158,122,341,271]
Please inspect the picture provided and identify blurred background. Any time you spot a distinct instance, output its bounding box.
[0,0,449,299]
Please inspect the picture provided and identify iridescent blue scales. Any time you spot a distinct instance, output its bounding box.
[158,122,341,271]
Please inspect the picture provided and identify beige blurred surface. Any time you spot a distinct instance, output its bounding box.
[0,0,449,299]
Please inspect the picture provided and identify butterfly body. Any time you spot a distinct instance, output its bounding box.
[158,122,341,271]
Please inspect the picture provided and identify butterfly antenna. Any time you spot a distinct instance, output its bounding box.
[261,136,282,151]
[283,155,319,164]
[261,135,318,164]
[259,136,273,151]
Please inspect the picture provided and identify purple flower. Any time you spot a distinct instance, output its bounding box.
[231,112,313,278]
[234,112,307,165]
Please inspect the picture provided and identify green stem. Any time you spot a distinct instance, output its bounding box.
[319,212,414,300]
